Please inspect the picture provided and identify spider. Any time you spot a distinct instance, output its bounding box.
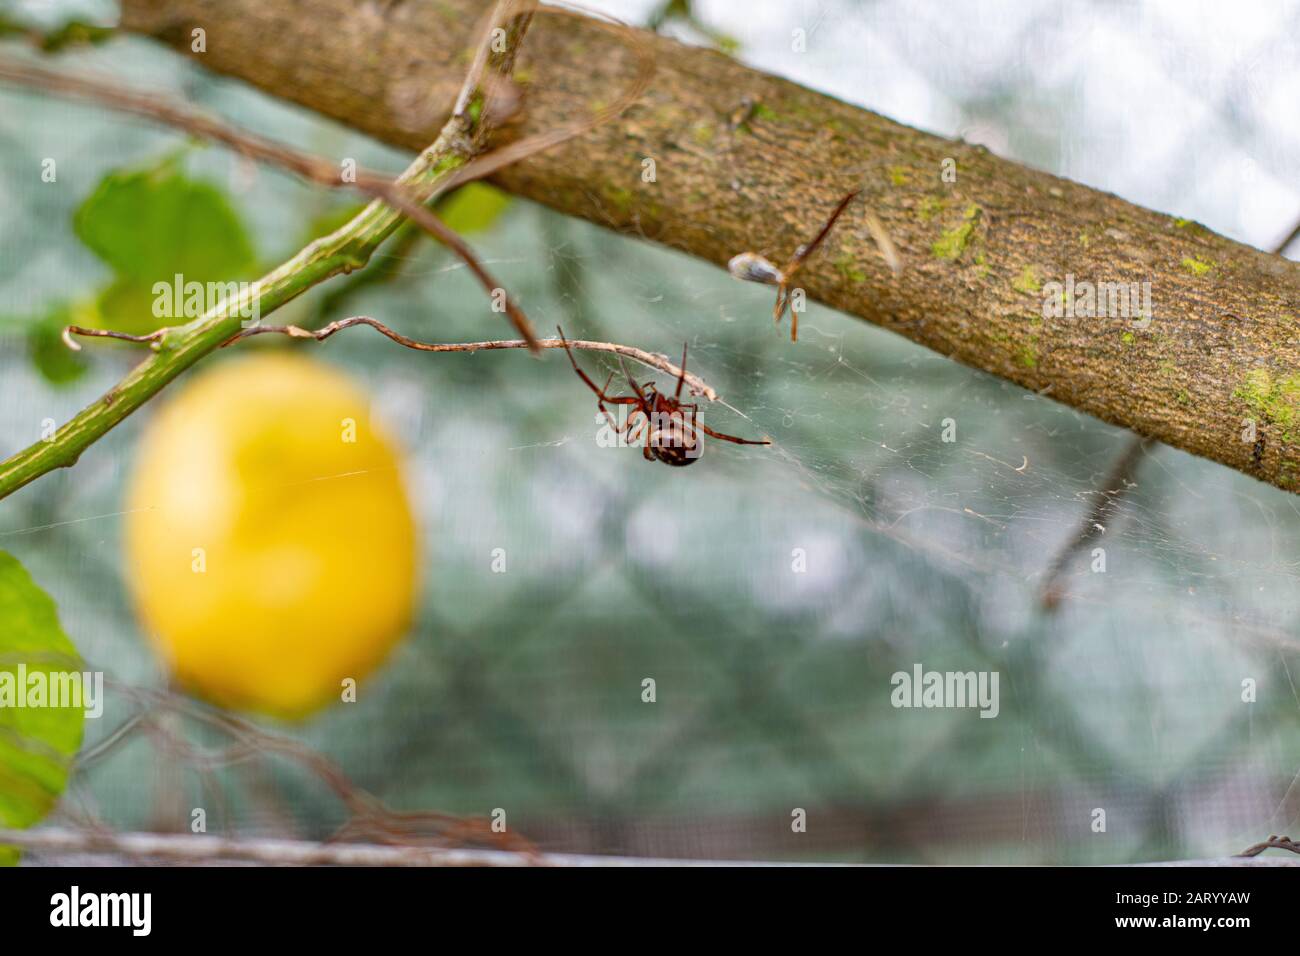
[559,329,770,467]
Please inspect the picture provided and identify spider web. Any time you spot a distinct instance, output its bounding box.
[1,0,1299,863]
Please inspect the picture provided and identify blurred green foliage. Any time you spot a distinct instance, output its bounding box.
[74,153,256,334]
[0,551,86,865]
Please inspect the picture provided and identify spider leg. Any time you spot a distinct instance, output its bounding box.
[774,282,796,341]
[696,420,771,446]
[590,372,624,432]
[681,403,703,457]
[675,342,688,400]
[624,408,649,445]
[559,326,620,402]
[678,402,700,438]
[558,326,645,440]
[617,355,651,408]
[652,390,676,438]
[595,401,622,436]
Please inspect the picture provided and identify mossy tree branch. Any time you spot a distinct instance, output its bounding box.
[116,0,1300,495]
[0,0,537,501]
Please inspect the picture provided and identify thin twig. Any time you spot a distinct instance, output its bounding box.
[0,826,857,866]
[3,826,1293,866]
[1235,834,1300,858]
[1274,219,1300,256]
[0,826,549,867]
[1039,435,1154,611]
[437,3,656,194]
[60,326,165,351]
[217,317,721,401]
[104,681,535,854]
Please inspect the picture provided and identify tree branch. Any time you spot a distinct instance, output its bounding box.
[1039,218,1300,609]
[115,0,1300,496]
[3,826,1296,866]
[0,0,540,502]
[0,55,543,350]
[0,826,550,867]
[0,2,657,352]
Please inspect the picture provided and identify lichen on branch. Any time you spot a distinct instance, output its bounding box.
[117,0,1300,495]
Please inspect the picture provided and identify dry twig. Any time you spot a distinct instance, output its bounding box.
[1236,834,1300,858]
[61,318,721,401]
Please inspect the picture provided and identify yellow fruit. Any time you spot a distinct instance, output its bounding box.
[123,352,418,718]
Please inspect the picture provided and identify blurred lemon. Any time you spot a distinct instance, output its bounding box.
[124,352,418,718]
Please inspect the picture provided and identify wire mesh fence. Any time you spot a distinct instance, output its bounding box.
[1,0,1299,866]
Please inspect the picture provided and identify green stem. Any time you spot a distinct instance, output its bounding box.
[0,25,508,503]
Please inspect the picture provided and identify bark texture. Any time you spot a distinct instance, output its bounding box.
[120,0,1300,493]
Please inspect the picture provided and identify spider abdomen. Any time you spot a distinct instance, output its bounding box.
[648,422,701,467]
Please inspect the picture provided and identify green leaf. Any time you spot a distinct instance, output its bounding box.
[0,551,87,865]
[73,155,256,333]
[93,275,165,336]
[27,308,89,387]
[435,183,512,235]
[0,13,113,51]
[37,20,114,53]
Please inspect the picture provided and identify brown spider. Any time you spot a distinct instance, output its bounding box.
[559,329,770,467]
